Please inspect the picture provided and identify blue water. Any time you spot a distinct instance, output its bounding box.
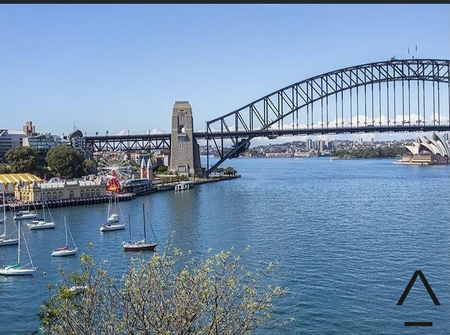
[0,157,449,334]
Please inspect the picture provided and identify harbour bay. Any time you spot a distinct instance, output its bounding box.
[0,157,449,334]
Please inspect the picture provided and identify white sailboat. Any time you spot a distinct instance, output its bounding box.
[27,202,55,230]
[122,204,157,251]
[0,190,18,246]
[100,194,125,232]
[0,220,37,276]
[13,203,38,220]
[51,217,78,257]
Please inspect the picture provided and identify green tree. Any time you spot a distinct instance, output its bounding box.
[155,165,168,174]
[39,243,289,334]
[5,146,38,173]
[46,146,85,179]
[224,166,237,176]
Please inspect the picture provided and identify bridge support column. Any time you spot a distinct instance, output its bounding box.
[169,101,203,177]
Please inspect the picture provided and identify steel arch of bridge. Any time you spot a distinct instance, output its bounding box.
[205,59,450,175]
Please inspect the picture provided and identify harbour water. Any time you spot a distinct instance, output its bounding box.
[0,157,449,334]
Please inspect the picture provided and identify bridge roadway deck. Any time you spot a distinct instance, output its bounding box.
[85,125,450,142]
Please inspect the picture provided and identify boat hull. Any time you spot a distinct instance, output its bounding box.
[0,238,18,246]
[51,248,78,257]
[122,242,157,251]
[100,224,125,232]
[0,267,37,276]
[13,214,38,220]
[28,222,56,230]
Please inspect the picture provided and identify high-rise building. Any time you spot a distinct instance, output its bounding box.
[0,129,27,160]
[23,133,62,166]
[318,140,324,152]
[22,121,36,137]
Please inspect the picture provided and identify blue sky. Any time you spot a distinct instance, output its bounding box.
[1,4,449,141]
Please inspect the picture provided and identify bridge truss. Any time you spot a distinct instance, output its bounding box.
[205,59,450,175]
[85,134,171,153]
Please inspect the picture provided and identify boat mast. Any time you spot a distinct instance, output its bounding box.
[128,214,131,241]
[22,224,34,268]
[1,207,5,237]
[2,190,5,221]
[17,221,21,265]
[107,195,112,219]
[64,217,68,246]
[143,203,146,243]
[66,217,76,248]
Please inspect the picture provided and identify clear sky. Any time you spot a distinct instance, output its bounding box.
[1,4,450,141]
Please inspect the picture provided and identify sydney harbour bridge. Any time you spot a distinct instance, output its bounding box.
[84,59,450,177]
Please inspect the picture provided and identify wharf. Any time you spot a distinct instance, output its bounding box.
[6,193,135,212]
[155,174,241,192]
[3,175,240,212]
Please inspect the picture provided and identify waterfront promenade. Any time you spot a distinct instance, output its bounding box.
[3,175,240,211]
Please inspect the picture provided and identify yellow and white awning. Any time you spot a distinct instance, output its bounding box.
[0,173,42,193]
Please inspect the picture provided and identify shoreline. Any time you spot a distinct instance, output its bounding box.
[3,175,240,212]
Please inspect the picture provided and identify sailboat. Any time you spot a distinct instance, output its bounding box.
[0,191,18,246]
[51,217,78,257]
[122,203,157,251]
[27,201,55,230]
[13,203,38,220]
[100,194,125,232]
[0,220,37,275]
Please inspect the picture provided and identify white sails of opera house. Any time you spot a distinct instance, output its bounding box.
[395,132,450,165]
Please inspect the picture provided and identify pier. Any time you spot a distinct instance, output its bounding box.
[3,175,240,212]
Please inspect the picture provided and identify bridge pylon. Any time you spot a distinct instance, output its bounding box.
[169,101,203,177]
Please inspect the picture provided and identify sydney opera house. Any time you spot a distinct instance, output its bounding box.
[395,132,450,165]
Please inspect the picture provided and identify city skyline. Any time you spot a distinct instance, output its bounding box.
[1,4,450,141]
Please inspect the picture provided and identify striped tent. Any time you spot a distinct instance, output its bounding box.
[0,173,42,194]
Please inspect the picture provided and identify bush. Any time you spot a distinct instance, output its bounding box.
[39,243,289,334]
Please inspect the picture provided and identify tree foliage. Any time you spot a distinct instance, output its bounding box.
[0,164,12,174]
[39,243,289,334]
[45,146,85,179]
[224,166,237,176]
[155,165,168,174]
[332,146,406,159]
[5,146,38,173]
